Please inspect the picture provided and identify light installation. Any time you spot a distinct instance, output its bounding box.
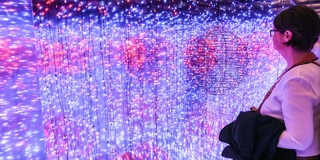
[1,0,293,159]
[0,0,46,159]
[184,26,250,95]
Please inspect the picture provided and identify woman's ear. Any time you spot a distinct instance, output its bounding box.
[284,30,292,42]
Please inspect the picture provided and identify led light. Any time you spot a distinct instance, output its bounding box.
[1,0,293,159]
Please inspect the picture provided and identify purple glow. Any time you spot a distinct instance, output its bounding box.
[1,0,292,159]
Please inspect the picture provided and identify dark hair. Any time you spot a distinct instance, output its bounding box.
[273,5,320,52]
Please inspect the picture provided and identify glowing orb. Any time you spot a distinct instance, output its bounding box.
[184,26,250,94]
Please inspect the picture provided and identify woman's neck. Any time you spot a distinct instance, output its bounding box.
[282,48,317,70]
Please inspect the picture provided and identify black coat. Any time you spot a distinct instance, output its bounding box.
[219,111,296,160]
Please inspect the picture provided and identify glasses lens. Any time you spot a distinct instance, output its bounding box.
[270,30,273,37]
[270,30,277,37]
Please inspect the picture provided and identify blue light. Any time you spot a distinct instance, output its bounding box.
[1,0,292,159]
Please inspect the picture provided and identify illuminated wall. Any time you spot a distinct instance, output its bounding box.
[1,0,292,159]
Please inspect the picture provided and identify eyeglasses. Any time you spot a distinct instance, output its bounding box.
[270,29,281,37]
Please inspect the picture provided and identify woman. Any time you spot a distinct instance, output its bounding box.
[254,5,320,159]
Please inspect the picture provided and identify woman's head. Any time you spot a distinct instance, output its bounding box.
[273,5,320,52]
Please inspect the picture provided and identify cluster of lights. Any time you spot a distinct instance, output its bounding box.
[183,26,250,94]
[0,0,46,159]
[1,0,293,159]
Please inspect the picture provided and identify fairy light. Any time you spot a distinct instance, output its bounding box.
[0,0,46,159]
[0,0,294,159]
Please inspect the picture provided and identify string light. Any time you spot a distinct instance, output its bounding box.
[0,0,46,159]
[1,0,292,159]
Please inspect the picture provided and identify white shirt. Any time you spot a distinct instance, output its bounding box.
[260,59,320,157]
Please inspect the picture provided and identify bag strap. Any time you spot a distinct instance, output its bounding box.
[258,57,319,113]
[310,61,320,67]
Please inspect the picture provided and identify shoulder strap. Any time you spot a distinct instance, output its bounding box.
[286,57,319,73]
[258,57,320,113]
[310,61,320,67]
